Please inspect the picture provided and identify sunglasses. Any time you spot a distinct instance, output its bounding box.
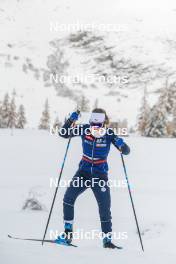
[90,122,104,128]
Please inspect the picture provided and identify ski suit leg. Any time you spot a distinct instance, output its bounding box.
[63,170,88,222]
[91,177,112,234]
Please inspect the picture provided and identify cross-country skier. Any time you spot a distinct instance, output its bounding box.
[55,108,130,248]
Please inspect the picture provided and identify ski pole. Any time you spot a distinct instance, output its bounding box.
[120,153,144,252]
[42,111,80,245]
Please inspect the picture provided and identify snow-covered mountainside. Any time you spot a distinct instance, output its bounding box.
[1,129,176,263]
[1,0,176,127]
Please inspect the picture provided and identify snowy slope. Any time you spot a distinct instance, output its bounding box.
[1,0,176,127]
[0,129,176,263]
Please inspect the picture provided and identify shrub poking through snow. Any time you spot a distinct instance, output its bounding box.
[22,188,46,211]
[22,198,45,211]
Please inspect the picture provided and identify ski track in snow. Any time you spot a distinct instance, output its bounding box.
[0,129,176,263]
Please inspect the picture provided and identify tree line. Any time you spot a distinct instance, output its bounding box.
[0,93,53,130]
[137,81,176,137]
[0,93,26,129]
[1,87,176,138]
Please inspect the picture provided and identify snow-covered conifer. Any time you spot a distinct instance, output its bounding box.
[16,104,27,129]
[137,87,150,136]
[145,97,168,137]
[77,95,90,112]
[39,99,50,130]
[8,97,17,129]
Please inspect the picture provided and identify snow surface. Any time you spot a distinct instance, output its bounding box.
[0,129,176,263]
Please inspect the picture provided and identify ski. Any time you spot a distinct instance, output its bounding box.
[8,234,77,247]
[104,244,123,249]
[114,245,123,249]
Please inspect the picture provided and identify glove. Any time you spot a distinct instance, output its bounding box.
[115,138,125,148]
[69,111,80,122]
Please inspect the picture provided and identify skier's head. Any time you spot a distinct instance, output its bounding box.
[89,108,109,138]
[90,108,109,127]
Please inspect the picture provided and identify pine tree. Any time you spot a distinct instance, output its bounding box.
[51,116,62,134]
[172,104,176,137]
[77,95,90,112]
[142,80,176,137]
[53,116,62,128]
[8,97,17,129]
[0,101,2,128]
[163,82,176,137]
[16,104,27,128]
[145,99,168,138]
[137,87,150,136]
[1,93,10,128]
[12,89,17,97]
[39,99,50,130]
[153,81,176,137]
[160,79,176,115]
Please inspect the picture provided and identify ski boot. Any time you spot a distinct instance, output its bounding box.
[55,223,73,246]
[103,236,123,249]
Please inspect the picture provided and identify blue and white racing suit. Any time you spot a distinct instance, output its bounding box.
[60,118,130,234]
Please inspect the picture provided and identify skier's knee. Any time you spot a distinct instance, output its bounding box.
[63,196,75,207]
